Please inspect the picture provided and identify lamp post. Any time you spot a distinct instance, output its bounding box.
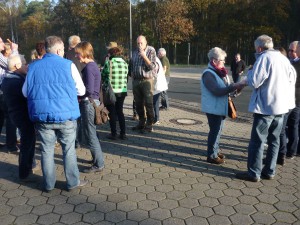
[129,0,132,58]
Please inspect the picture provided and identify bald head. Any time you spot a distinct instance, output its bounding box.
[289,41,299,60]
[137,35,147,50]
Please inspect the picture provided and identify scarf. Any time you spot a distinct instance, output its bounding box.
[209,61,228,79]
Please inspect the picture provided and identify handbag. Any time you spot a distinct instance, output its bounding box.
[228,96,237,119]
[89,97,109,125]
[102,60,116,105]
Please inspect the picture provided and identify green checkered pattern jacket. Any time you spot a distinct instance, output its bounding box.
[102,57,128,93]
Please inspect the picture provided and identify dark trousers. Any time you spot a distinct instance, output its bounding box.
[161,76,170,108]
[286,107,300,156]
[9,112,36,179]
[0,94,5,136]
[153,93,160,122]
[133,99,137,116]
[232,74,241,83]
[2,99,17,150]
[107,95,126,136]
[278,111,290,157]
[132,79,154,126]
[18,120,36,179]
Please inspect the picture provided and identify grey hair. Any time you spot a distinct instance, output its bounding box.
[295,41,300,56]
[45,36,64,53]
[158,48,166,56]
[68,35,81,48]
[254,35,274,50]
[207,47,227,61]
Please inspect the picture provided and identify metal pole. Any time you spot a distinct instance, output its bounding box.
[129,0,132,59]
[188,42,190,66]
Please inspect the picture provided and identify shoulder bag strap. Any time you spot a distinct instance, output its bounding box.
[109,60,113,82]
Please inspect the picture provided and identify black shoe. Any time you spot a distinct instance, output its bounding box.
[144,125,153,132]
[83,166,104,173]
[277,157,285,166]
[207,157,225,164]
[68,180,88,190]
[7,146,20,154]
[119,134,128,140]
[132,124,144,131]
[235,172,261,182]
[20,173,36,182]
[0,143,6,148]
[286,155,295,159]
[261,173,275,180]
[106,134,117,140]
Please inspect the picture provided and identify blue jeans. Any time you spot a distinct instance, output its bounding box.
[247,114,283,179]
[206,113,225,159]
[287,107,300,156]
[79,100,104,168]
[153,93,160,122]
[35,120,80,190]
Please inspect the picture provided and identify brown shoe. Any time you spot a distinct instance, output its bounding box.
[218,153,225,159]
[207,157,225,164]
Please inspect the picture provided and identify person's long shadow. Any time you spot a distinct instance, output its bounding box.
[92,117,250,179]
[0,148,83,192]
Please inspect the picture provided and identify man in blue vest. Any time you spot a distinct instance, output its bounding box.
[22,36,87,192]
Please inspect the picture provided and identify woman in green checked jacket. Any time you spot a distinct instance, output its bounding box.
[101,47,129,140]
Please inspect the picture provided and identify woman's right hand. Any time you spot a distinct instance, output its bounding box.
[233,81,247,92]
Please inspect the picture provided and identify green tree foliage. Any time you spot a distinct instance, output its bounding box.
[0,0,299,64]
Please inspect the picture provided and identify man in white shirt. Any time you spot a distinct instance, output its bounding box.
[236,35,296,182]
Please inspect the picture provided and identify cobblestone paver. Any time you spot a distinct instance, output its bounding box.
[0,93,300,225]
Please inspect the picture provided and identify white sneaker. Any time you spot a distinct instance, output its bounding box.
[154,121,160,125]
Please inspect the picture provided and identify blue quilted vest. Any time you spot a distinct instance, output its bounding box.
[201,69,228,116]
[26,53,80,122]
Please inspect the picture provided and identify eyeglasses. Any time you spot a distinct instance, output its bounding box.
[214,58,225,63]
[288,49,295,53]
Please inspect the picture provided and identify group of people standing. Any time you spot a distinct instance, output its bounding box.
[0,34,170,192]
[202,34,299,183]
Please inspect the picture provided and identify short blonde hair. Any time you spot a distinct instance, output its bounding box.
[7,54,22,71]
[75,41,94,60]
[31,49,38,60]
[207,47,227,61]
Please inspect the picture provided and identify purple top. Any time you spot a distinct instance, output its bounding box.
[81,61,101,99]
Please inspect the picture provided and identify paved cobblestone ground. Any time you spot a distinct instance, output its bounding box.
[0,94,300,225]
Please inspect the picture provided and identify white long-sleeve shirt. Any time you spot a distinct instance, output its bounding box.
[247,49,296,115]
